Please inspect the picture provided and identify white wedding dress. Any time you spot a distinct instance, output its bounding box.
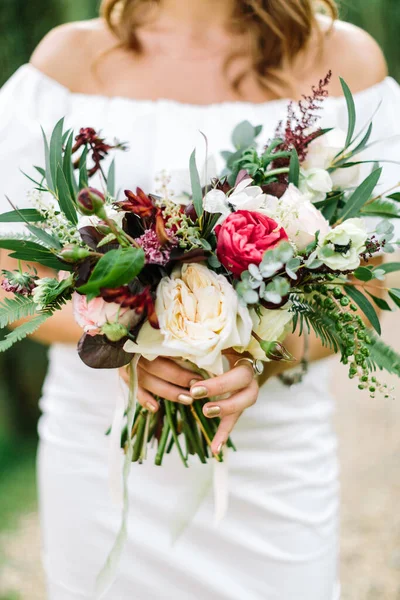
[1,65,400,600]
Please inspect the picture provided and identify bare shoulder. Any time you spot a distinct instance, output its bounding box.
[30,19,115,92]
[319,18,388,94]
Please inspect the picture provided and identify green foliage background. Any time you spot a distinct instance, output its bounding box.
[0,0,399,448]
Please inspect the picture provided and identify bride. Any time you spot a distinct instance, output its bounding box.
[0,0,396,598]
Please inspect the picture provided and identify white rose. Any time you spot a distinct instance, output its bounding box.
[264,184,331,251]
[303,129,361,189]
[317,218,368,271]
[246,306,293,360]
[299,167,333,203]
[204,178,270,221]
[124,263,253,375]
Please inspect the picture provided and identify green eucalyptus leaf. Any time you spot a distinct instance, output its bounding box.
[232,121,256,150]
[353,266,374,282]
[63,130,79,198]
[56,165,78,225]
[41,126,53,191]
[374,262,400,275]
[107,159,116,197]
[26,225,62,249]
[49,118,65,192]
[387,192,400,202]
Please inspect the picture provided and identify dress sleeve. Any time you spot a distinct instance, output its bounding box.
[0,64,70,234]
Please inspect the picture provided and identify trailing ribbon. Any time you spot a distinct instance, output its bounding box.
[94,354,140,599]
[213,447,229,526]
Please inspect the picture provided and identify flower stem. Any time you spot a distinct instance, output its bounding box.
[155,416,170,466]
[264,167,290,178]
[139,411,151,464]
[165,400,188,468]
[132,412,147,462]
[191,404,222,462]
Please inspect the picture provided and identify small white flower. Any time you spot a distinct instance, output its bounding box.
[204,178,270,221]
[317,218,368,271]
[299,168,333,203]
[303,129,361,189]
[78,205,125,229]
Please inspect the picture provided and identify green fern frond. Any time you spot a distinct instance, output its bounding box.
[0,312,51,352]
[367,332,400,377]
[0,296,37,328]
[0,232,45,245]
[290,297,343,353]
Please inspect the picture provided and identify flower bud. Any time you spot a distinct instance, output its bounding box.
[101,322,129,342]
[184,203,197,222]
[59,245,92,263]
[77,188,106,218]
[260,340,294,362]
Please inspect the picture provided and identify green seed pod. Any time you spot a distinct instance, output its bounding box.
[340,297,350,307]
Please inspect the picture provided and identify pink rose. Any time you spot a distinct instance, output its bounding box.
[215,210,288,276]
[72,293,138,336]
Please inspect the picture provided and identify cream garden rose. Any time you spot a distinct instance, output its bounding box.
[124,263,253,374]
[317,218,368,271]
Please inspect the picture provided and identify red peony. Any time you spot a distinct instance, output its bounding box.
[215,210,288,276]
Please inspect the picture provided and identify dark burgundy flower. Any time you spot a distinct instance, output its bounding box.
[118,188,156,219]
[72,127,127,177]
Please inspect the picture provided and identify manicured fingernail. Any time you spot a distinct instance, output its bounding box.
[189,378,201,387]
[178,393,193,405]
[145,402,158,414]
[205,406,221,418]
[191,386,208,399]
[217,443,223,453]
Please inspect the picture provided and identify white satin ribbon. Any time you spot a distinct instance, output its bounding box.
[213,448,229,526]
[95,354,140,599]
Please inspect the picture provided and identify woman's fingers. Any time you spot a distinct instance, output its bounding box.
[190,364,254,400]
[202,380,259,419]
[211,413,241,455]
[139,356,202,388]
[137,386,159,413]
[138,366,194,405]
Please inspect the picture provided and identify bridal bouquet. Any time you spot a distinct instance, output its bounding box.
[1,73,400,468]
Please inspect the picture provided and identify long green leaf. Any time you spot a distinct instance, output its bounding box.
[78,247,145,299]
[0,313,51,352]
[189,150,203,218]
[388,288,400,308]
[63,130,79,197]
[26,225,62,249]
[79,146,89,189]
[0,209,45,223]
[0,296,38,328]
[340,77,356,148]
[366,291,392,311]
[344,285,381,334]
[387,192,400,202]
[50,118,65,192]
[288,148,300,186]
[0,238,71,271]
[107,159,116,197]
[339,168,382,221]
[374,262,400,275]
[56,166,78,225]
[41,126,53,191]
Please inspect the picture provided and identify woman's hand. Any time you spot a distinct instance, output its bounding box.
[190,357,259,454]
[119,357,202,413]
[119,355,260,455]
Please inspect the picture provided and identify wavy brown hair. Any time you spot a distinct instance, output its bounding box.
[100,0,337,96]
